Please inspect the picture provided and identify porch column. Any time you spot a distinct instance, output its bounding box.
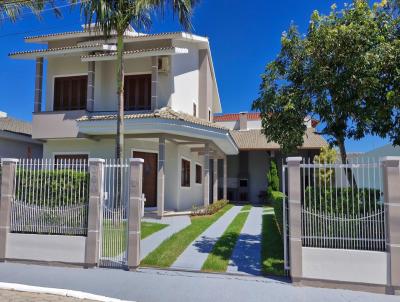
[382,157,400,294]
[151,56,158,111]
[34,57,43,113]
[286,157,303,282]
[213,158,218,202]
[157,136,165,217]
[203,143,210,207]
[87,61,95,112]
[0,159,18,261]
[223,156,228,200]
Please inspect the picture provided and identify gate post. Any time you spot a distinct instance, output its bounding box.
[127,158,144,270]
[381,157,400,295]
[85,158,105,268]
[286,157,303,282]
[0,159,18,261]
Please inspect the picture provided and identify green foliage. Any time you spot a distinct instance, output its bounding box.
[304,187,382,214]
[314,147,338,186]
[271,191,285,238]
[267,160,279,200]
[191,199,229,216]
[15,169,89,206]
[0,1,60,22]
[252,0,400,159]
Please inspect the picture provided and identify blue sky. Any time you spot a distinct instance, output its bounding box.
[0,0,391,152]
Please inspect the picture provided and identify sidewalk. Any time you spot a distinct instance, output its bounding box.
[0,289,96,302]
[0,263,398,302]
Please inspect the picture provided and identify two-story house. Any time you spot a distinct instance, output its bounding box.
[10,26,238,216]
[9,26,327,215]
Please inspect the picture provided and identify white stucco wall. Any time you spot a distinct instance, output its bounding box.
[302,247,388,285]
[43,138,203,211]
[170,42,199,115]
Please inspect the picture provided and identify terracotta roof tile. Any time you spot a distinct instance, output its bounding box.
[77,107,228,130]
[81,46,176,59]
[214,113,260,122]
[9,43,104,57]
[0,117,32,136]
[230,128,327,150]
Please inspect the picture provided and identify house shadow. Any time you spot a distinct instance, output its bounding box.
[228,233,262,275]
[193,236,218,254]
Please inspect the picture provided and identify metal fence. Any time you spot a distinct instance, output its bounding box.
[10,159,89,236]
[299,158,386,251]
[98,159,130,268]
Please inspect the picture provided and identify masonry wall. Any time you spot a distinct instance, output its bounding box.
[0,135,42,159]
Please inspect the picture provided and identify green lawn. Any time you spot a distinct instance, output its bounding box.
[141,204,234,267]
[201,206,250,272]
[102,221,168,257]
[261,207,285,276]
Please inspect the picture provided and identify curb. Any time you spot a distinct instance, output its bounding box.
[0,282,134,302]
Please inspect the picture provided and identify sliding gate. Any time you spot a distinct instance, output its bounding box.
[98,159,130,268]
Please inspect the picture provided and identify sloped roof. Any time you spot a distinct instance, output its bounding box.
[78,107,228,130]
[214,113,261,122]
[230,128,328,150]
[0,117,32,136]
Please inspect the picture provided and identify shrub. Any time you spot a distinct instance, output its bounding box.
[271,191,285,238]
[15,168,89,206]
[267,160,279,201]
[192,199,229,216]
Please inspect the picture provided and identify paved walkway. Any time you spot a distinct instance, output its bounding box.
[141,216,191,260]
[0,263,398,302]
[171,206,243,271]
[227,206,263,275]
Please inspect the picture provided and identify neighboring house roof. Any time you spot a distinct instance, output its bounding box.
[0,117,32,136]
[78,107,228,130]
[230,128,328,150]
[214,113,260,122]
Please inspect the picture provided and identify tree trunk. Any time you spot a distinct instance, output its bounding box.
[337,138,357,189]
[116,33,125,160]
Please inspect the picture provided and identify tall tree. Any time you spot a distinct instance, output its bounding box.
[252,0,400,185]
[0,0,60,22]
[79,0,197,160]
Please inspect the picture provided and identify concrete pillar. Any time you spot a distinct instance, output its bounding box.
[84,158,104,268]
[34,57,43,113]
[0,159,18,261]
[157,136,165,217]
[87,61,95,112]
[203,143,210,207]
[223,156,228,200]
[286,157,302,282]
[213,158,218,202]
[151,56,158,111]
[381,157,400,294]
[127,158,144,270]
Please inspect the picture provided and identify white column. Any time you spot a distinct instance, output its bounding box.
[213,158,218,202]
[157,136,165,217]
[151,56,158,111]
[223,156,228,200]
[203,143,210,207]
[34,57,43,113]
[87,61,95,112]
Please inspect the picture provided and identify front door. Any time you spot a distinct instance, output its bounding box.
[133,151,158,207]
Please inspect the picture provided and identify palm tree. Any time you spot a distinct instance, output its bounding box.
[0,0,60,22]
[78,0,197,160]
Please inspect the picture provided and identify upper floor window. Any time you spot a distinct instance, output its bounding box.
[193,103,197,117]
[54,76,87,111]
[124,74,151,111]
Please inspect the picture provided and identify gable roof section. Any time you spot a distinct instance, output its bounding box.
[214,112,261,122]
[0,117,32,136]
[78,107,228,130]
[230,128,327,150]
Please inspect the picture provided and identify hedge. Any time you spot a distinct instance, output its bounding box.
[15,169,89,207]
[271,190,285,238]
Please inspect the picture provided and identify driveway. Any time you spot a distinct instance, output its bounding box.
[0,263,398,302]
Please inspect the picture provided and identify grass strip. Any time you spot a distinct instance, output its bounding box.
[261,212,285,276]
[141,204,234,267]
[241,205,252,211]
[201,207,250,272]
[103,221,168,257]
